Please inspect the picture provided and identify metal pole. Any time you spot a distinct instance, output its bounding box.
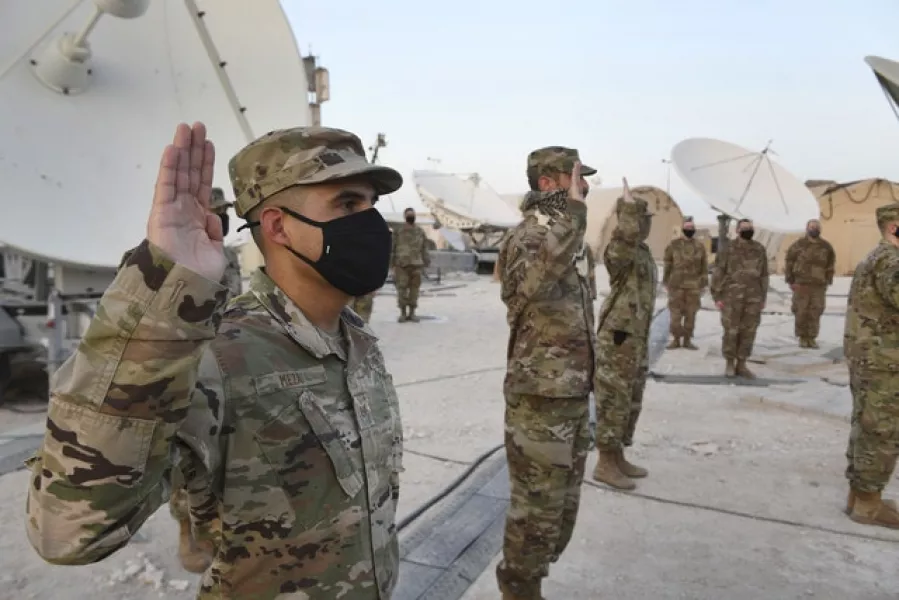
[717,213,731,257]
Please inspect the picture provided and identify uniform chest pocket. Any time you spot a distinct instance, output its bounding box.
[254,390,364,505]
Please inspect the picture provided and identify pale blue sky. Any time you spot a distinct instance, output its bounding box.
[282,1,899,218]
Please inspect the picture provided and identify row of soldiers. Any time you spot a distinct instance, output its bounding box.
[21,122,899,600]
[663,215,836,378]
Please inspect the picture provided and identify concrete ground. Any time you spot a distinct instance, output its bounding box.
[1,270,897,599]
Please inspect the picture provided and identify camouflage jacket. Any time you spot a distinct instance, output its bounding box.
[710,237,769,303]
[784,236,835,287]
[391,224,430,268]
[498,190,595,398]
[26,240,403,600]
[662,237,708,290]
[843,240,899,370]
[597,199,658,349]
[118,244,243,297]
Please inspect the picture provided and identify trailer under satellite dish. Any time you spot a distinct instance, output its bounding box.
[413,170,523,272]
[0,0,326,404]
[864,55,899,122]
[670,137,820,255]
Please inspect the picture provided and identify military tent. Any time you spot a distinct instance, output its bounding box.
[584,186,685,262]
[772,178,899,276]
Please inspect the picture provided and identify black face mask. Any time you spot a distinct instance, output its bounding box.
[740,229,754,240]
[270,207,392,297]
[405,215,415,224]
[219,213,230,237]
[808,229,820,238]
[683,229,695,238]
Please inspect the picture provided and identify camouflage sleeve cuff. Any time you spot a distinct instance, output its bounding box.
[113,239,228,337]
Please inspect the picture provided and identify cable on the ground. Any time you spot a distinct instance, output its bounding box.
[403,448,471,466]
[397,442,504,533]
[583,480,899,545]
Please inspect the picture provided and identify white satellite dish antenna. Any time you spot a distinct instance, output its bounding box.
[412,170,522,231]
[670,138,819,233]
[864,55,899,121]
[0,0,315,269]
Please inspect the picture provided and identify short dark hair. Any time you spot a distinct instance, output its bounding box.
[737,218,752,227]
[404,207,415,214]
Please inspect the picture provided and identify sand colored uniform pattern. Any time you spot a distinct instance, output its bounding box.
[843,238,899,494]
[594,197,658,450]
[784,236,835,341]
[663,236,708,341]
[391,224,430,311]
[496,187,594,595]
[710,237,769,361]
[26,241,403,600]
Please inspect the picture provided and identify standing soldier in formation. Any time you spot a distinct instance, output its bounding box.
[496,147,596,599]
[348,291,376,323]
[114,185,241,574]
[662,216,708,350]
[26,123,406,599]
[842,203,899,529]
[593,180,657,491]
[710,218,769,379]
[784,218,835,349]
[391,207,430,322]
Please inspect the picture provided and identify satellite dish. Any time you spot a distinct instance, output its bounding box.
[413,170,522,230]
[0,0,314,269]
[864,55,899,121]
[670,138,819,233]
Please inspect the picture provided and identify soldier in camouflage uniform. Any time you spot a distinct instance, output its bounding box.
[662,216,708,350]
[391,207,430,322]
[784,218,835,349]
[593,180,657,491]
[710,218,769,379]
[496,147,596,599]
[842,203,899,530]
[348,291,376,323]
[25,123,405,599]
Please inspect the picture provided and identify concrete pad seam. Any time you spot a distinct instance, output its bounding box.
[584,481,899,545]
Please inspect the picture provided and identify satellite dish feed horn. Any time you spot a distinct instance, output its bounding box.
[670,137,819,233]
[30,1,150,95]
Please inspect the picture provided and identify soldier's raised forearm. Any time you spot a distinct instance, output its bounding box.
[25,240,227,566]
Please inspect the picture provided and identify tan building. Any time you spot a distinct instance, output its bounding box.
[584,185,685,262]
[773,178,899,276]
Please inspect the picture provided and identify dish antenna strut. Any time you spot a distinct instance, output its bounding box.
[863,55,899,123]
[670,137,819,252]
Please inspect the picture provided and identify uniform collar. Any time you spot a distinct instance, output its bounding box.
[248,269,377,363]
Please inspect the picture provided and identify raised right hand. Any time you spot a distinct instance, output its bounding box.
[621,177,636,203]
[568,161,584,202]
[147,122,227,282]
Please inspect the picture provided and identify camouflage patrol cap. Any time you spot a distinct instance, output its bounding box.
[526,146,597,182]
[228,126,404,218]
[209,187,233,213]
[876,203,899,224]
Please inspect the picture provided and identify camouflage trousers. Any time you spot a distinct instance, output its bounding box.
[667,287,702,339]
[845,367,899,494]
[348,293,375,323]
[594,329,648,450]
[791,284,826,339]
[394,266,423,309]
[497,393,590,593]
[720,296,763,360]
